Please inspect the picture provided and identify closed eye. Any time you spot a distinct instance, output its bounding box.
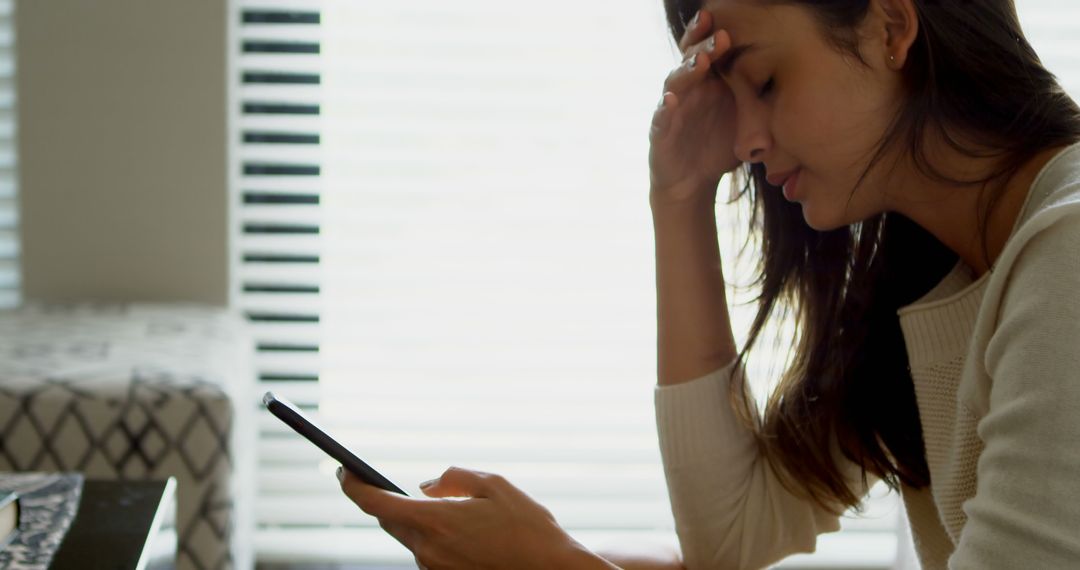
[758,77,775,98]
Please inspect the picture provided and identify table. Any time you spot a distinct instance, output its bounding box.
[49,478,177,570]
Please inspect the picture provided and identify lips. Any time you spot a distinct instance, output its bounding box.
[766,169,799,188]
[781,169,801,201]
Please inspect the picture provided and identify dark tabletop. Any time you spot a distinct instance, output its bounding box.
[49,479,176,570]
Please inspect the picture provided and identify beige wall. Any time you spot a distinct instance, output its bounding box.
[16,0,229,304]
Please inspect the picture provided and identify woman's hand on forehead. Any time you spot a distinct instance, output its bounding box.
[650,6,742,199]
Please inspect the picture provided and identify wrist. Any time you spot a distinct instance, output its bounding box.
[650,195,719,236]
[650,194,718,227]
[552,538,621,570]
[648,180,719,213]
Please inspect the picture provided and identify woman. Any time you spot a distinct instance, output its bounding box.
[337,0,1080,568]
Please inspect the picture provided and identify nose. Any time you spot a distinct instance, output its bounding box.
[733,104,772,164]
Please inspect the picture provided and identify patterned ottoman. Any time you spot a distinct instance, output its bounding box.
[0,303,256,570]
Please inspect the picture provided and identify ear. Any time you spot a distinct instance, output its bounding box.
[869,0,919,69]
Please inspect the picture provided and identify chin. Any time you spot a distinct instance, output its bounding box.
[799,204,848,232]
[803,193,868,231]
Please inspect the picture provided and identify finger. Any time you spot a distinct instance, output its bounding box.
[677,9,712,54]
[663,53,703,95]
[664,31,731,95]
[339,469,426,525]
[380,518,422,553]
[697,30,730,68]
[418,465,501,499]
[337,470,439,559]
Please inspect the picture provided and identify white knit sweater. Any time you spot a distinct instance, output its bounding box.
[654,142,1080,570]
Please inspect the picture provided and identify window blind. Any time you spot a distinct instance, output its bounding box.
[230,0,327,561]
[0,0,17,310]
[233,1,1080,567]
[1020,1,1080,98]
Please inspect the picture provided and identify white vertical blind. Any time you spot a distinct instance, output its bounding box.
[230,0,329,563]
[0,0,17,310]
[233,1,1080,567]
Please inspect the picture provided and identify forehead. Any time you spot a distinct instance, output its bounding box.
[699,0,774,36]
[699,0,821,51]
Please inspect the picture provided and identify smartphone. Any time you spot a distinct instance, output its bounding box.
[262,391,408,495]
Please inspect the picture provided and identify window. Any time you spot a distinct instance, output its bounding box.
[234,1,1080,566]
[1020,1,1080,98]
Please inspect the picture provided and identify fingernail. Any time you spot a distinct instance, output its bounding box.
[689,11,700,30]
[707,35,716,52]
[336,466,344,483]
[419,478,437,489]
[686,53,697,70]
[657,94,666,109]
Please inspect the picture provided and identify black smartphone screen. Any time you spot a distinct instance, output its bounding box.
[262,391,408,495]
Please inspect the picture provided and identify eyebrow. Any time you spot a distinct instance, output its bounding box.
[716,43,756,77]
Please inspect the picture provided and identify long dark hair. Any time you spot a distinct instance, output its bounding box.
[662,0,1080,511]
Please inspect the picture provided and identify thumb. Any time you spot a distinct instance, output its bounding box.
[419,466,498,499]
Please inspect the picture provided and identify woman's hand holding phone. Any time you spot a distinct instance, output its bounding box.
[261,394,612,568]
[649,9,741,208]
[338,466,618,570]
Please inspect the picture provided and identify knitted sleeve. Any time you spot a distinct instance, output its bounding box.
[952,207,1080,568]
[654,362,851,570]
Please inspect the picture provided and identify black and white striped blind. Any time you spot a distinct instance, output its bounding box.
[0,0,17,310]
[232,0,328,560]
[232,1,1080,567]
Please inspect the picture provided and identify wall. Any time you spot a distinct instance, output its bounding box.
[16,0,228,304]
